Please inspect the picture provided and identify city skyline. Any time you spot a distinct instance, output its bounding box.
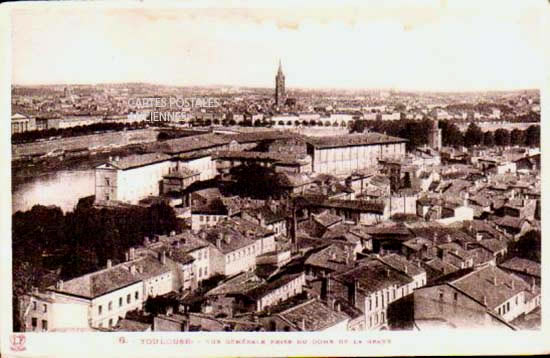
[11,1,545,91]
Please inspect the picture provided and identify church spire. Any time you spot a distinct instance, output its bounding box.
[278,59,283,75]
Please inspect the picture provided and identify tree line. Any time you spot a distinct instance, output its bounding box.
[350,119,540,149]
[12,121,148,144]
[12,199,179,299]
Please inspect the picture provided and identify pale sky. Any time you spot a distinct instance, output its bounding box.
[10,0,546,91]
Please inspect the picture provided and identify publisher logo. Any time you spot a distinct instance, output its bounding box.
[10,334,26,352]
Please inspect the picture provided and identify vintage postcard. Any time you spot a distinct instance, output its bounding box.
[0,0,549,356]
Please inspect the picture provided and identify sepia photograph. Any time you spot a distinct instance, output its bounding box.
[1,0,548,356]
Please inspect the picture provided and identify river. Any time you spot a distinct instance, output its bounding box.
[12,169,95,213]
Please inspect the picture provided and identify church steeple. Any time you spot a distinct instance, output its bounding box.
[275,59,286,106]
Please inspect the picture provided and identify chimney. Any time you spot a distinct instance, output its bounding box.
[160,251,167,265]
[129,247,136,261]
[216,238,222,249]
[335,301,341,312]
[138,266,143,274]
[348,279,358,308]
[125,252,129,262]
[476,233,483,242]
[511,280,515,290]
[300,317,306,331]
[493,275,498,286]
[224,234,232,244]
[144,236,150,246]
[404,265,408,275]
[130,265,136,275]
[166,306,174,316]
[291,206,298,248]
[108,156,113,162]
[114,155,120,161]
[482,295,487,306]
[446,234,452,243]
[106,259,112,269]
[170,230,176,237]
[56,280,64,291]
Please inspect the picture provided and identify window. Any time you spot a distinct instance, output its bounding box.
[119,297,123,307]
[204,267,208,276]
[516,296,519,305]
[198,267,202,277]
[198,251,202,260]
[32,301,37,310]
[43,304,47,313]
[105,178,110,186]
[135,291,139,300]
[31,317,37,328]
[506,302,510,311]
[200,216,204,222]
[204,250,208,259]
[439,291,444,301]
[109,319,113,327]
[108,302,112,311]
[127,294,131,304]
[206,216,210,222]
[454,292,458,301]
[98,305,103,315]
[42,320,48,331]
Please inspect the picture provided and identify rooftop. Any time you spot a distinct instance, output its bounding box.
[102,153,172,170]
[451,266,531,310]
[277,299,349,331]
[499,257,540,278]
[305,133,407,149]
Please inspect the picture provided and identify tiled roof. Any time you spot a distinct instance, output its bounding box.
[451,266,530,310]
[224,130,298,144]
[277,299,349,331]
[305,133,406,149]
[244,206,285,225]
[379,254,425,277]
[423,258,459,277]
[437,242,475,260]
[215,150,308,165]
[335,259,412,295]
[51,265,142,299]
[105,153,172,170]
[154,133,231,155]
[244,273,304,301]
[402,237,434,251]
[206,272,264,296]
[499,257,540,278]
[494,216,526,230]
[305,244,354,272]
[313,210,343,228]
[477,239,507,254]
